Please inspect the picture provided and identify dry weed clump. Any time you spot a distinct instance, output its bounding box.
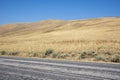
[0,50,19,56]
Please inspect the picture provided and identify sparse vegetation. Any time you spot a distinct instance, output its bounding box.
[9,52,19,55]
[0,17,120,63]
[51,52,59,58]
[28,52,38,57]
[59,53,69,59]
[0,49,120,63]
[94,56,105,61]
[104,52,111,55]
[42,49,54,58]
[87,51,97,57]
[0,51,19,56]
[111,55,120,63]
[79,51,97,59]
[80,52,87,59]
[0,51,6,55]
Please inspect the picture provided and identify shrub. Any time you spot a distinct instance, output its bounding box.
[92,52,97,57]
[103,57,110,62]
[78,51,97,59]
[94,56,105,61]
[111,55,120,63]
[0,51,7,55]
[43,49,53,56]
[33,53,38,57]
[9,52,19,55]
[51,52,58,58]
[80,52,87,59]
[28,52,38,57]
[0,51,20,56]
[88,51,97,57]
[104,52,111,55]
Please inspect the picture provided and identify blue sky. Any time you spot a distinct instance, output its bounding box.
[0,0,120,24]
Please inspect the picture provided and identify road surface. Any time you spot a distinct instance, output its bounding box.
[0,56,120,80]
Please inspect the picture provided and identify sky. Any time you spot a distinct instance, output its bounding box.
[0,0,120,24]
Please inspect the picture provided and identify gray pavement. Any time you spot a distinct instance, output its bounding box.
[0,56,120,80]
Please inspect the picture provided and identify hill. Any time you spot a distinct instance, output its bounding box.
[0,17,120,62]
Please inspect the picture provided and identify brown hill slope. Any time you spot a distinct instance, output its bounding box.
[0,20,65,35]
[0,17,120,62]
[0,17,120,36]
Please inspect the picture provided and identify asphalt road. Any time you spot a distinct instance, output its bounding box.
[0,56,120,80]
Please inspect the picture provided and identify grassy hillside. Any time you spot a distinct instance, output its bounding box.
[0,17,120,63]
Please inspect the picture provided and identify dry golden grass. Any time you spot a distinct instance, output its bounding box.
[0,17,120,62]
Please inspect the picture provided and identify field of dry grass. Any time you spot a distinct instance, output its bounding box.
[0,17,120,62]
